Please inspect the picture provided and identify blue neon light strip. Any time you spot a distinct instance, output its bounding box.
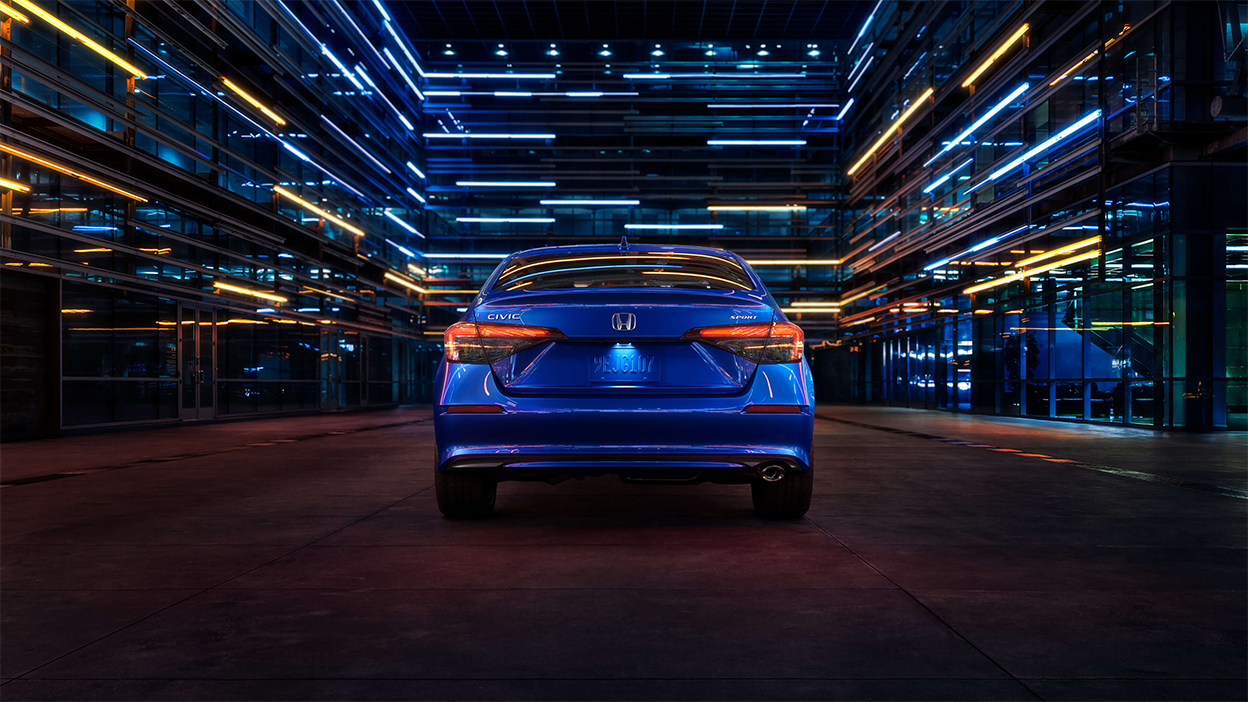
[425,133,555,140]
[423,253,509,259]
[383,210,424,238]
[707,139,806,146]
[423,73,555,79]
[835,99,855,121]
[923,225,1030,271]
[406,162,426,179]
[848,0,885,56]
[924,83,1030,167]
[455,181,557,188]
[922,158,974,194]
[385,238,417,257]
[540,200,639,206]
[981,110,1102,185]
[623,73,806,79]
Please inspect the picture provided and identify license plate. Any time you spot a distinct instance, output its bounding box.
[590,348,661,383]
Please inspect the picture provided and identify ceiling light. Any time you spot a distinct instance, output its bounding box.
[540,199,639,206]
[455,181,557,188]
[624,224,723,230]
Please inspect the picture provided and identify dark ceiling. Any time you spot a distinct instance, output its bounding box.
[393,0,871,42]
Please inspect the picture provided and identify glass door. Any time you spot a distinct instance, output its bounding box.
[179,305,216,420]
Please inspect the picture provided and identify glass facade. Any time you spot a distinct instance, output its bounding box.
[1,0,439,434]
[812,0,1247,429]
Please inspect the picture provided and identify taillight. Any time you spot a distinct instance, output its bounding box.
[682,321,804,364]
[444,322,565,364]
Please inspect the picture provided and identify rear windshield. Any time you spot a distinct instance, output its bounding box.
[493,251,755,291]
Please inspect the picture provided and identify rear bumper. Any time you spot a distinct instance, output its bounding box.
[434,362,814,475]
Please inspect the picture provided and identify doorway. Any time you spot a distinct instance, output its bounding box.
[179,305,216,420]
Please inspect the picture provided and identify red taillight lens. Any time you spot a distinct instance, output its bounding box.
[444,322,565,364]
[682,321,804,364]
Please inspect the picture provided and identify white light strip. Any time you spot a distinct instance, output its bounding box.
[848,0,886,56]
[924,83,1029,167]
[320,116,390,173]
[922,158,974,194]
[566,91,603,97]
[867,231,900,252]
[408,189,426,204]
[385,238,418,258]
[624,224,724,230]
[456,181,557,188]
[707,139,806,146]
[382,47,425,100]
[382,21,423,77]
[846,56,874,93]
[423,73,555,79]
[494,91,532,97]
[406,162,426,179]
[383,210,424,238]
[541,199,640,206]
[834,99,855,121]
[846,43,875,85]
[322,47,364,90]
[981,110,1102,185]
[425,133,555,140]
[707,103,840,109]
[624,73,806,79]
[457,217,555,223]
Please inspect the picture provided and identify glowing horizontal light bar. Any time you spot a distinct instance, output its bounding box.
[0,142,147,201]
[13,0,146,77]
[707,139,806,146]
[834,99,855,121]
[423,73,555,79]
[1015,235,1101,267]
[321,46,364,90]
[385,238,417,258]
[868,231,901,252]
[962,23,1029,88]
[746,260,841,266]
[566,91,603,98]
[623,73,806,79]
[792,301,843,306]
[456,181,556,188]
[457,217,555,223]
[708,205,807,212]
[781,307,839,313]
[222,78,285,125]
[847,88,935,176]
[541,199,639,206]
[983,110,1102,184]
[214,281,288,303]
[422,253,508,259]
[964,248,1100,294]
[384,272,427,294]
[321,116,390,173]
[922,158,975,194]
[0,177,30,192]
[494,91,531,97]
[425,289,479,295]
[624,224,724,230]
[426,133,555,140]
[924,83,1029,166]
[0,2,29,22]
[273,186,365,236]
[706,104,840,109]
[384,210,425,238]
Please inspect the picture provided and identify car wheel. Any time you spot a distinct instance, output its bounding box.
[751,466,813,519]
[435,468,497,519]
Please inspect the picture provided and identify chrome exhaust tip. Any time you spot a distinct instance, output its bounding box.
[758,464,786,482]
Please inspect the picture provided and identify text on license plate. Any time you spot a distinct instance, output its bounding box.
[589,349,660,382]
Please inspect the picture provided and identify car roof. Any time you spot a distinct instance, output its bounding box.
[505,243,742,260]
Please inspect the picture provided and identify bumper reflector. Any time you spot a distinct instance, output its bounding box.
[445,405,505,414]
[745,405,803,413]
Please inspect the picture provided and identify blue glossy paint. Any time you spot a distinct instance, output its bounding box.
[434,244,815,476]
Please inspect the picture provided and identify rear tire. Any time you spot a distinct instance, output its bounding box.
[751,466,813,519]
[435,468,497,519]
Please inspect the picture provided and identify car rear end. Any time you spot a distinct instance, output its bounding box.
[432,244,815,519]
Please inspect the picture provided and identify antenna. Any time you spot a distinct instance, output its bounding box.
[618,235,630,252]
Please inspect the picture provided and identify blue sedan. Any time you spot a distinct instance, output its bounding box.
[433,241,815,519]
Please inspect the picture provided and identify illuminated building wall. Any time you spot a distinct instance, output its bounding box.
[1,0,434,434]
[816,0,1246,429]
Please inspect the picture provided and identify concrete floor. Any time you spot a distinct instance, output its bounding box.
[2,407,1245,701]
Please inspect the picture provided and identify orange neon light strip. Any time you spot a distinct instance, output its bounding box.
[0,2,30,22]
[383,272,428,294]
[0,143,147,201]
[0,176,30,192]
[846,88,934,176]
[273,186,365,237]
[11,0,147,78]
[961,24,1029,88]
[222,78,286,125]
[964,248,1100,294]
